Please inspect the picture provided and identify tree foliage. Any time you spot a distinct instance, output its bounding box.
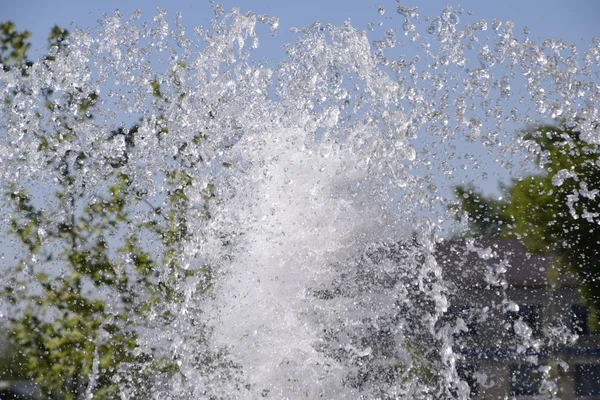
[0,21,31,72]
[452,184,511,238]
[0,21,214,399]
[453,122,600,321]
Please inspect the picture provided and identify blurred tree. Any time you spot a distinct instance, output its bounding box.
[0,22,214,399]
[453,121,600,327]
[0,21,32,72]
[452,184,511,238]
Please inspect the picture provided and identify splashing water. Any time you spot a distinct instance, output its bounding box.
[1,3,599,399]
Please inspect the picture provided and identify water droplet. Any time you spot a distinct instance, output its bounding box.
[396,5,418,18]
[403,19,416,33]
[213,4,224,17]
[552,169,574,187]
[441,7,459,25]
[500,76,511,97]
[427,17,441,35]
[492,18,502,32]
[449,12,459,25]
[130,9,142,21]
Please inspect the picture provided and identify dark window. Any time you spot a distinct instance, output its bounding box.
[575,364,600,396]
[510,363,542,396]
[457,362,480,397]
[505,305,541,337]
[444,306,478,337]
[571,304,596,336]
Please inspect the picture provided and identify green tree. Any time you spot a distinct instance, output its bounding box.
[453,121,600,324]
[0,22,214,399]
[452,184,511,238]
[0,21,31,72]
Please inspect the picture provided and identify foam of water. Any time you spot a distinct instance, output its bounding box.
[204,122,406,397]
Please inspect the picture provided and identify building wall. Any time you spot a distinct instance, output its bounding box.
[446,283,600,399]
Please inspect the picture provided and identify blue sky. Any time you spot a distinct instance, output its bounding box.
[1,0,599,200]
[2,0,599,62]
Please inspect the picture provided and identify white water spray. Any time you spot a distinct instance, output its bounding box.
[1,3,599,399]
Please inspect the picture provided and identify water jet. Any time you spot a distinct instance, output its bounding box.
[1,3,599,399]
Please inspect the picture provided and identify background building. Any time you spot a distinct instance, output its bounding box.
[437,238,600,399]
